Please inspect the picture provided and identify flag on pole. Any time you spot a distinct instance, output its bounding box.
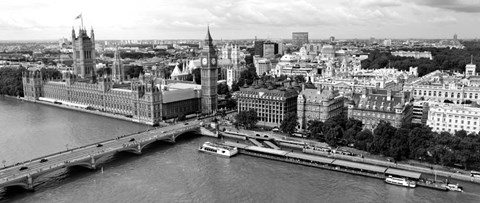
[75,14,82,20]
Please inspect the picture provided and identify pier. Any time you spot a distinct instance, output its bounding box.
[0,120,204,191]
[224,141,449,191]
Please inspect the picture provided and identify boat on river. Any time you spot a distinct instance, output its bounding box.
[446,183,463,192]
[385,175,416,188]
[199,142,238,157]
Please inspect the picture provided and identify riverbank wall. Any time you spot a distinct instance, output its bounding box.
[18,97,159,126]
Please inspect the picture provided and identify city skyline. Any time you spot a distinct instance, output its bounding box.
[1,0,480,40]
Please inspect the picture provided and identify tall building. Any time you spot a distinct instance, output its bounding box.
[263,42,277,59]
[411,101,430,125]
[292,32,308,48]
[330,36,335,43]
[297,85,344,131]
[200,27,218,114]
[112,47,124,82]
[383,39,392,47]
[254,40,265,57]
[72,27,96,79]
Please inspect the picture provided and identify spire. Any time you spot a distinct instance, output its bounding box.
[71,27,76,38]
[205,25,213,43]
[90,26,95,38]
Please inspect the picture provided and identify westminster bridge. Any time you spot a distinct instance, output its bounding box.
[0,120,208,191]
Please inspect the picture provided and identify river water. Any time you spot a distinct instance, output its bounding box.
[1,96,479,203]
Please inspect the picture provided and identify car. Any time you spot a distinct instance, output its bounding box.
[40,158,48,163]
[129,138,135,142]
[97,144,103,147]
[184,122,189,125]
[19,166,28,171]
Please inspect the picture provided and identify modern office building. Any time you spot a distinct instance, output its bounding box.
[292,32,309,48]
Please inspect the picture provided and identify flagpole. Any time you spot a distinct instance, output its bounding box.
[81,14,84,30]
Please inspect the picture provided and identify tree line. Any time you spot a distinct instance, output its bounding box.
[306,114,480,170]
[0,67,26,96]
[361,40,480,77]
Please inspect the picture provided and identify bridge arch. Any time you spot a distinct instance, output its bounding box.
[1,182,31,192]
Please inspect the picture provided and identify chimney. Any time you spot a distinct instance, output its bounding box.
[387,89,392,101]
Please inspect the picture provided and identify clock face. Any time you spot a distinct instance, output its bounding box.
[202,58,208,65]
[211,58,216,65]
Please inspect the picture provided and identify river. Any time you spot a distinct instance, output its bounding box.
[1,96,479,203]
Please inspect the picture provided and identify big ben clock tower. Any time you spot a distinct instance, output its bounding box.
[200,26,218,114]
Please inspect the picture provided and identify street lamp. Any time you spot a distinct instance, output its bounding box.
[66,144,69,151]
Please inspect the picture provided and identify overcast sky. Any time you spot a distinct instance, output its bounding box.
[0,0,479,40]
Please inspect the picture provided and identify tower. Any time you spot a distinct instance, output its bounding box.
[200,27,218,114]
[72,27,96,79]
[112,46,124,82]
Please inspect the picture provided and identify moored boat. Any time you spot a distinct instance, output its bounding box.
[198,142,238,157]
[385,175,416,188]
[446,183,463,192]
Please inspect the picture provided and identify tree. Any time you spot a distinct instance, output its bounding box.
[344,118,363,144]
[225,98,237,110]
[231,82,240,92]
[40,68,62,80]
[234,109,258,129]
[307,120,324,140]
[0,67,26,96]
[408,125,434,160]
[354,129,374,151]
[217,83,229,95]
[177,114,186,121]
[372,120,397,154]
[124,65,144,79]
[96,67,112,76]
[389,128,410,160]
[324,125,343,148]
[280,112,298,135]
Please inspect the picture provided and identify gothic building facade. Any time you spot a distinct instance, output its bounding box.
[72,28,96,79]
[22,28,217,126]
[112,47,124,82]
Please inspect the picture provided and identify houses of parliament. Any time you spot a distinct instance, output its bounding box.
[22,27,218,126]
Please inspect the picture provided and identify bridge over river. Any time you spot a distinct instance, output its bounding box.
[0,120,208,191]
